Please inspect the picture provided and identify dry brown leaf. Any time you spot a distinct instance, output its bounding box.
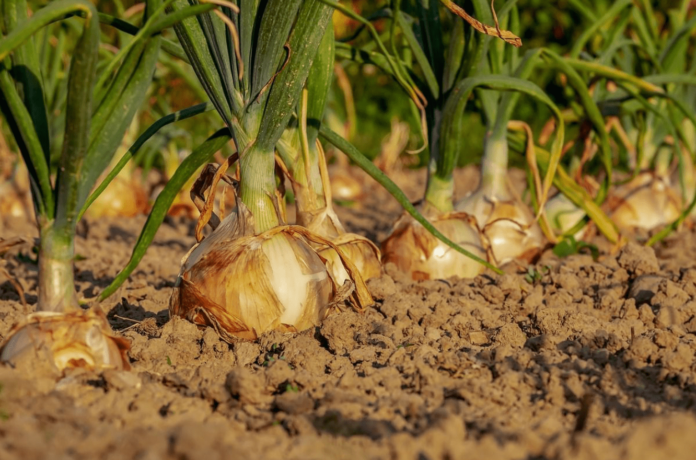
[441,0,522,47]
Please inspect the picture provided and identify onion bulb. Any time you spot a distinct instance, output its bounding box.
[0,181,31,220]
[86,173,148,219]
[0,161,32,222]
[169,202,373,341]
[0,309,130,372]
[318,233,381,287]
[456,187,544,266]
[609,172,681,232]
[328,164,364,202]
[381,205,486,281]
[85,118,149,219]
[544,193,589,240]
[299,200,381,287]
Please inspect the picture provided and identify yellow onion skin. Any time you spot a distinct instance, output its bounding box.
[318,234,382,287]
[609,173,681,233]
[456,189,544,266]
[0,309,130,373]
[170,210,336,339]
[381,212,486,281]
[300,206,382,286]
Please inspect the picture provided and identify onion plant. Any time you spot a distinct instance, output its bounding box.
[149,0,383,341]
[615,0,696,239]
[344,0,564,276]
[541,0,696,245]
[0,0,166,372]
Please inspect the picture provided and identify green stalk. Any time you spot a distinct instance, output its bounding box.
[477,49,546,198]
[414,0,452,214]
[239,144,280,233]
[78,102,215,221]
[38,223,78,312]
[425,107,454,213]
[440,74,565,210]
[294,89,326,215]
[239,0,332,231]
[3,0,50,167]
[42,0,100,312]
[478,133,509,196]
[291,21,335,218]
[639,121,659,170]
[294,143,325,214]
[424,174,454,213]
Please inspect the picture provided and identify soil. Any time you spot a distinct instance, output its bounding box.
[2,167,696,460]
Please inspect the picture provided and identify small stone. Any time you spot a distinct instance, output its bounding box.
[226,368,272,405]
[627,275,665,305]
[367,275,397,300]
[638,304,655,325]
[627,336,657,363]
[202,327,221,353]
[264,360,294,389]
[655,307,680,329]
[425,328,441,342]
[664,344,692,371]
[617,243,660,276]
[469,331,488,346]
[654,330,678,350]
[495,323,527,348]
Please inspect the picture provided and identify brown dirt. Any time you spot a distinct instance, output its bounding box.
[2,168,696,460]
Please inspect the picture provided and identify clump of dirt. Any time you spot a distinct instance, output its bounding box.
[2,170,696,459]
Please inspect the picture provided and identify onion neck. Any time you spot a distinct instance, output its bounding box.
[294,142,327,223]
[239,145,280,234]
[639,126,658,171]
[654,146,671,178]
[424,107,455,214]
[479,133,509,198]
[38,223,78,312]
[424,174,454,213]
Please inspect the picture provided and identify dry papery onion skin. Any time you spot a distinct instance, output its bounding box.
[382,211,486,281]
[0,308,130,373]
[456,190,544,266]
[300,205,382,287]
[169,203,373,342]
[608,173,682,233]
[318,233,382,287]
